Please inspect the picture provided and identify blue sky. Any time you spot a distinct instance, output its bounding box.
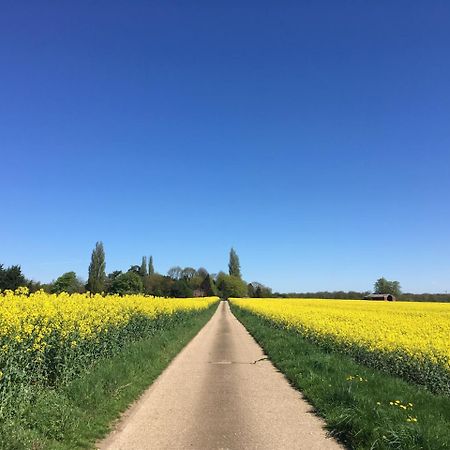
[1,1,449,293]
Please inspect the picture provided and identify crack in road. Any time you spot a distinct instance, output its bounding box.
[208,356,269,365]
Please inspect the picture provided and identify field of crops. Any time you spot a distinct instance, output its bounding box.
[0,288,217,417]
[231,298,450,395]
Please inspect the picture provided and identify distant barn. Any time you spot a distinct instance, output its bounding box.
[364,294,396,301]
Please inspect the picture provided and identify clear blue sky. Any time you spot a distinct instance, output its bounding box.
[1,1,449,293]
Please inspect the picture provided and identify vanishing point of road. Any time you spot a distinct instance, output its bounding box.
[98,301,342,450]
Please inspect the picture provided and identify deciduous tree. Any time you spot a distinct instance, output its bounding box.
[374,277,401,297]
[167,266,182,280]
[51,272,84,294]
[110,272,143,295]
[0,264,27,291]
[216,272,247,299]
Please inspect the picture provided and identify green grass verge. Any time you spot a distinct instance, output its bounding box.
[232,305,450,450]
[0,304,216,450]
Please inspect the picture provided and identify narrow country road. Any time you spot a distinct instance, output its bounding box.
[98,301,342,450]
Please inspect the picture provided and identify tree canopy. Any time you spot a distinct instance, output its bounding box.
[216,272,247,299]
[374,277,401,297]
[110,272,143,295]
[0,264,26,291]
[51,272,84,294]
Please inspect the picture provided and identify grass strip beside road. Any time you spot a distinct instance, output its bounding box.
[232,305,450,450]
[0,304,217,450]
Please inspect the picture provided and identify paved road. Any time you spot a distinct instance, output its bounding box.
[98,301,342,450]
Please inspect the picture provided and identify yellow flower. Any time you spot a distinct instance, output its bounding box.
[0,290,219,387]
[230,297,450,391]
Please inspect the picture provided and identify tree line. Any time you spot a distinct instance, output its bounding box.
[0,244,271,299]
[274,277,449,302]
[1,250,448,301]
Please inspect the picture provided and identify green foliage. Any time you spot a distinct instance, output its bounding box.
[248,282,272,298]
[26,280,45,293]
[104,271,122,293]
[51,272,84,294]
[0,264,27,291]
[228,248,242,278]
[140,256,148,277]
[148,256,155,275]
[142,269,218,298]
[128,265,140,274]
[87,242,106,293]
[143,274,171,296]
[374,277,401,297]
[167,266,182,280]
[181,267,196,280]
[201,274,218,296]
[196,267,208,279]
[232,306,450,450]
[270,290,450,302]
[216,272,247,299]
[276,290,370,299]
[110,272,143,295]
[170,279,193,297]
[399,293,450,302]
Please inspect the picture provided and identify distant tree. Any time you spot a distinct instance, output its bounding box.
[108,270,122,279]
[104,270,122,293]
[201,274,218,296]
[27,279,44,293]
[284,291,369,299]
[148,256,155,275]
[110,272,143,295]
[51,272,84,294]
[228,248,242,279]
[399,292,450,303]
[181,267,196,280]
[144,273,170,296]
[185,268,209,292]
[216,272,247,299]
[167,266,182,280]
[170,279,193,298]
[247,283,255,297]
[140,256,148,277]
[188,276,203,291]
[249,282,272,298]
[0,264,27,291]
[128,265,141,274]
[87,242,106,293]
[196,267,209,279]
[374,277,401,297]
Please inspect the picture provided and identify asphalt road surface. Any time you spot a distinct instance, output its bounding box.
[98,301,342,450]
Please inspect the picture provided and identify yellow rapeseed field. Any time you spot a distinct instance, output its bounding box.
[231,298,450,393]
[0,288,217,402]
[0,288,217,354]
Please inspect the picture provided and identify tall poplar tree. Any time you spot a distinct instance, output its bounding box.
[140,256,148,276]
[228,247,242,279]
[148,256,155,275]
[87,241,106,293]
